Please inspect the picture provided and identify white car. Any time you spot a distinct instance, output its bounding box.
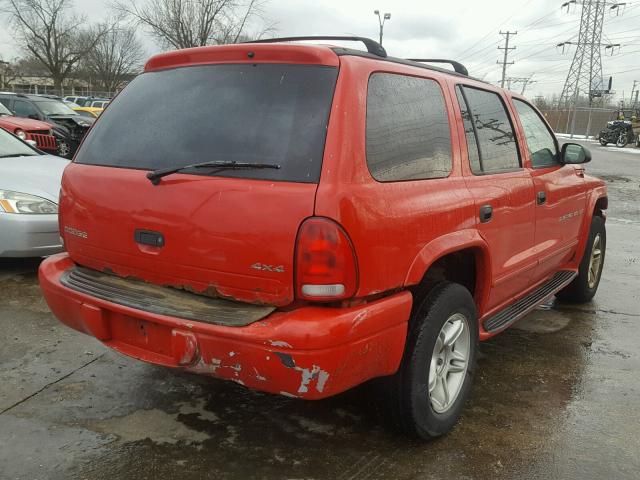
[0,128,69,257]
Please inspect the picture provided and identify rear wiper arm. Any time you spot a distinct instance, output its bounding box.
[146,161,281,185]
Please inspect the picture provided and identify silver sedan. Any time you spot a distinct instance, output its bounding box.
[0,129,69,257]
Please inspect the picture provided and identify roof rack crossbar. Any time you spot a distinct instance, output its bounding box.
[407,58,468,76]
[245,36,387,58]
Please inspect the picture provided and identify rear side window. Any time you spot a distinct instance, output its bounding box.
[75,64,338,183]
[366,73,452,182]
[456,86,520,174]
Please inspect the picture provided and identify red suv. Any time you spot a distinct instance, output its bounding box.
[39,37,607,439]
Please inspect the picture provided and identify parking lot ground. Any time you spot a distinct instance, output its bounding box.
[1,141,639,480]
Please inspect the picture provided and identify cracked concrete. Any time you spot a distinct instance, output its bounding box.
[0,141,639,479]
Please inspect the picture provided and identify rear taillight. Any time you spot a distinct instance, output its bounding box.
[295,217,358,301]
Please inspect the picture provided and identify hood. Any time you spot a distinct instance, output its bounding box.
[0,154,69,202]
[0,115,52,131]
[49,115,95,127]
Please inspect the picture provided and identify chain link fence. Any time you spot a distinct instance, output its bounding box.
[541,107,619,137]
[3,84,115,99]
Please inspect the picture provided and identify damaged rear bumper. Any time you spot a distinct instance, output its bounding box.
[39,253,412,399]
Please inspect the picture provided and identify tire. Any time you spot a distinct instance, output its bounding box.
[616,133,628,148]
[382,282,478,440]
[599,138,608,146]
[636,136,640,148]
[557,215,606,303]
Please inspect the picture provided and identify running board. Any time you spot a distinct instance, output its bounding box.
[483,270,576,333]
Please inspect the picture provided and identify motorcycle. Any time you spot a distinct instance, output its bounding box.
[598,120,634,148]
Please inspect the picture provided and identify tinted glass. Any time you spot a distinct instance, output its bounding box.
[13,100,39,118]
[0,102,11,115]
[455,87,481,173]
[34,100,77,116]
[366,73,452,181]
[460,86,520,173]
[75,64,338,183]
[514,99,558,167]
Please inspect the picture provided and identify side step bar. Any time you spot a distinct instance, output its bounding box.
[483,270,576,333]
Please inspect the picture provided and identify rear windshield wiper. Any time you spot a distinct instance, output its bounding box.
[146,160,281,185]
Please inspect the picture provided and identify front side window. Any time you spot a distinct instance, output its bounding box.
[514,99,559,167]
[75,64,338,183]
[457,86,520,174]
[366,73,452,182]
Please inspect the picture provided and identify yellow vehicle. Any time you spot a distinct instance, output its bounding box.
[72,106,104,118]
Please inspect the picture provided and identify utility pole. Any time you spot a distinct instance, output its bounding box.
[506,76,537,95]
[497,31,517,89]
[373,10,391,46]
[630,80,639,108]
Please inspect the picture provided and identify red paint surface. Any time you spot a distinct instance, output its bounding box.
[0,116,57,152]
[40,253,411,399]
[40,43,608,397]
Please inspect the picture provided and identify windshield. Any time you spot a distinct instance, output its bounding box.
[0,103,12,116]
[0,128,38,157]
[34,100,77,116]
[75,63,338,183]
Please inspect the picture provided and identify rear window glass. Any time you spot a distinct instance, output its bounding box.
[366,73,452,182]
[75,64,338,183]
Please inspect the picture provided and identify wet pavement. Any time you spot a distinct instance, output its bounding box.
[1,142,639,479]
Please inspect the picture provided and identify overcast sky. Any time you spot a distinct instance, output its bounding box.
[2,0,640,101]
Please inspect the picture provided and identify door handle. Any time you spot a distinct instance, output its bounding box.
[536,191,547,205]
[479,205,493,223]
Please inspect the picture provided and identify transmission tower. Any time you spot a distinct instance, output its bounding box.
[558,1,606,108]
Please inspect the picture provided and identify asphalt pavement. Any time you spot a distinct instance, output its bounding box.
[1,141,639,479]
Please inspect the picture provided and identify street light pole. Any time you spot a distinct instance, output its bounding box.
[373,10,391,45]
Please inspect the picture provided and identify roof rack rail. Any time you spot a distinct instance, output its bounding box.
[407,58,468,76]
[245,36,387,58]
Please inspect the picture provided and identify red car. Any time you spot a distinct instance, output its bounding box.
[0,101,57,153]
[39,36,607,439]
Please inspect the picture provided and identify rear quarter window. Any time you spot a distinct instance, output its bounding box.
[366,72,452,182]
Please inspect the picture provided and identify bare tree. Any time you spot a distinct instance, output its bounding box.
[1,0,109,94]
[82,22,145,93]
[113,0,273,50]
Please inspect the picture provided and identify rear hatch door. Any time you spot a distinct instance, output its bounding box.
[61,60,338,307]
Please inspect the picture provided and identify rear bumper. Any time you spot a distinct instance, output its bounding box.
[0,212,63,257]
[39,253,412,399]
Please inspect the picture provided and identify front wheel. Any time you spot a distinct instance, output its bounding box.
[616,133,628,148]
[557,215,606,303]
[384,282,478,440]
[636,136,640,148]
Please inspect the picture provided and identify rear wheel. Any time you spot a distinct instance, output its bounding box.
[384,282,478,440]
[636,136,640,148]
[557,215,606,303]
[599,137,608,146]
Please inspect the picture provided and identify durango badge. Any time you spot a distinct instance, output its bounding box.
[63,226,88,239]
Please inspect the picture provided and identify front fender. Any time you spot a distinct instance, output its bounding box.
[573,185,607,266]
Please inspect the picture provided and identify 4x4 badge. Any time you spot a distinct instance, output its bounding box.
[251,262,284,273]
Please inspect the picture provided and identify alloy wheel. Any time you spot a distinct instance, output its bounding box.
[588,234,603,289]
[428,313,470,413]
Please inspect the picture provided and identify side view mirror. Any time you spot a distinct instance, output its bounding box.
[561,143,591,164]
[25,139,37,148]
